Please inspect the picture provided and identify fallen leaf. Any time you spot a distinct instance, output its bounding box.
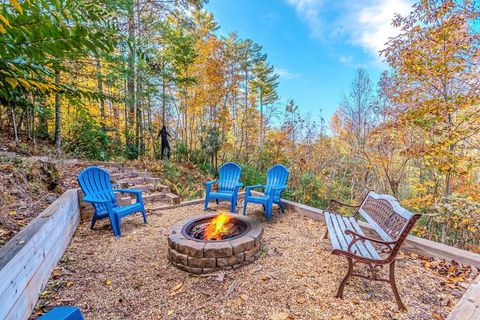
[8,210,15,216]
[167,310,174,316]
[66,281,73,288]
[171,283,183,291]
[296,297,305,304]
[105,279,112,286]
[52,268,61,278]
[432,313,444,320]
[236,298,243,306]
[240,294,248,301]
[270,312,293,320]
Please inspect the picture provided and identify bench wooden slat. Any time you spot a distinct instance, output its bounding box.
[345,217,380,260]
[325,212,380,260]
[329,213,350,251]
[334,214,365,257]
[324,212,341,251]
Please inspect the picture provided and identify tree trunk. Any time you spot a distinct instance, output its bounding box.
[10,106,18,144]
[127,5,136,145]
[54,71,62,153]
[96,56,106,130]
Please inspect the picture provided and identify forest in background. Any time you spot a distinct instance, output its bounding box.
[0,0,479,249]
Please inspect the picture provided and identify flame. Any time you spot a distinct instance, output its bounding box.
[204,212,232,240]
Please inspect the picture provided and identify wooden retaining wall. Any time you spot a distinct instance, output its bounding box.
[0,189,80,320]
[447,274,480,319]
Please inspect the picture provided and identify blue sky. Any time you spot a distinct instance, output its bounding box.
[205,0,413,123]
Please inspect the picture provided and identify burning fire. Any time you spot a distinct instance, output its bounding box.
[204,212,232,240]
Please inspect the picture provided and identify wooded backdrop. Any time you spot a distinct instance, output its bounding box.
[0,0,479,248]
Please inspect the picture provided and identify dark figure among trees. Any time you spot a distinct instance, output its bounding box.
[158,125,172,160]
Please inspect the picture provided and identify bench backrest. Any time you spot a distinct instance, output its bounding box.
[358,191,419,244]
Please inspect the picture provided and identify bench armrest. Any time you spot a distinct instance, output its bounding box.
[329,199,360,209]
[328,199,360,217]
[345,229,396,254]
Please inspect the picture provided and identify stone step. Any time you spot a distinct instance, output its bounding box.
[117,177,145,187]
[156,184,171,193]
[136,172,150,178]
[117,196,133,206]
[165,192,181,205]
[143,192,166,203]
[123,167,136,174]
[131,184,152,192]
[110,172,128,180]
[100,166,120,173]
[144,177,161,184]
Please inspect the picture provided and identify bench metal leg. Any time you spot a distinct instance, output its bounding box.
[336,257,353,298]
[389,261,406,311]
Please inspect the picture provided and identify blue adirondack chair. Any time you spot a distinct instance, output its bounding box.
[204,162,243,213]
[77,166,147,237]
[38,307,84,320]
[243,164,289,220]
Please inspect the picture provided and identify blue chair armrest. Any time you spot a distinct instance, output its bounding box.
[205,180,218,186]
[235,182,244,187]
[245,184,264,196]
[270,186,287,191]
[114,189,143,194]
[246,184,264,191]
[114,189,143,203]
[82,195,109,203]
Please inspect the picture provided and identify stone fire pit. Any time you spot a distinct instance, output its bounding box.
[167,213,263,274]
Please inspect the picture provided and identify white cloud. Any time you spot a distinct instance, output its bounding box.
[339,55,353,64]
[285,0,413,62]
[286,0,324,38]
[348,0,412,58]
[276,67,300,80]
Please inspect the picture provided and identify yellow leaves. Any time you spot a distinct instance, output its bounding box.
[17,78,31,90]
[9,0,23,14]
[8,210,15,216]
[5,78,18,88]
[0,13,9,33]
[0,14,11,28]
[104,279,112,286]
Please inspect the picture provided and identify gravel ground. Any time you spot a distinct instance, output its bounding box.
[33,203,476,320]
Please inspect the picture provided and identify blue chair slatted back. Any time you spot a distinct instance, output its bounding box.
[77,167,118,213]
[264,164,289,201]
[218,162,242,193]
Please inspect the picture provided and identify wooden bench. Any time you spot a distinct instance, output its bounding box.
[324,191,421,310]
